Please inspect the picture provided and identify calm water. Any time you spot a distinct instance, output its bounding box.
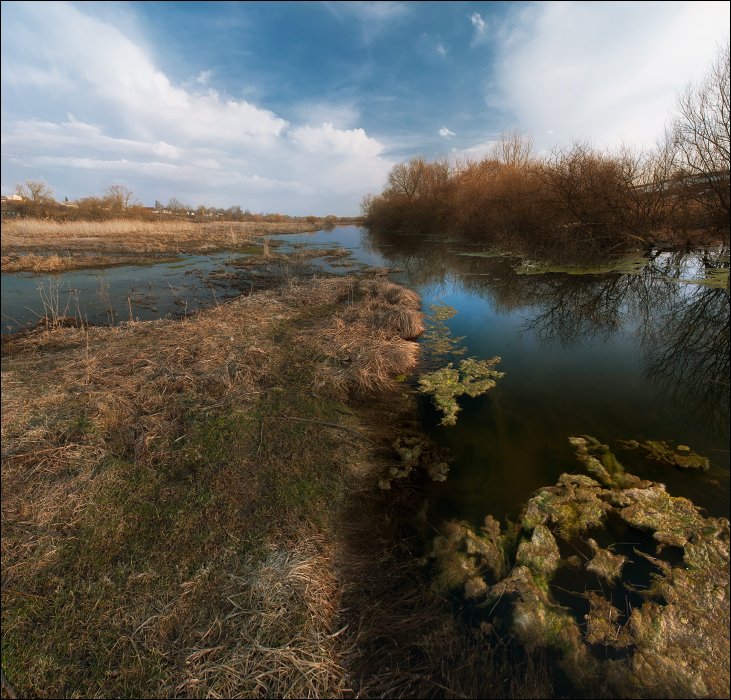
[2,226,729,524]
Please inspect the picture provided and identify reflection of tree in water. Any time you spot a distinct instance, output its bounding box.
[364,228,730,431]
[644,284,730,430]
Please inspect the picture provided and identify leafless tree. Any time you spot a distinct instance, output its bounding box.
[14,180,53,203]
[103,184,137,211]
[491,131,534,168]
[671,42,730,224]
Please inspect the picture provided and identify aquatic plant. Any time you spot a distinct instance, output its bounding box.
[619,438,711,470]
[420,303,466,362]
[430,437,730,698]
[418,357,504,426]
[378,435,451,489]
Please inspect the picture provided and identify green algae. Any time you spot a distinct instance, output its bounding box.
[418,357,504,426]
[378,435,451,490]
[619,439,711,471]
[585,539,627,584]
[429,435,729,698]
[515,254,648,276]
[420,304,466,361]
[662,266,729,289]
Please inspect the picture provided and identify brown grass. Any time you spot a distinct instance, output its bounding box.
[1,252,179,273]
[1,218,322,255]
[1,272,425,698]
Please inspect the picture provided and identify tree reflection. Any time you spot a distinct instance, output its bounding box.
[364,229,730,431]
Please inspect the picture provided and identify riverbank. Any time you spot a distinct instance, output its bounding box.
[0,271,428,697]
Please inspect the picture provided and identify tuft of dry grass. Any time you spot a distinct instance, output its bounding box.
[1,218,322,255]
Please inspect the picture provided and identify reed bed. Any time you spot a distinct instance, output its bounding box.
[1,218,321,254]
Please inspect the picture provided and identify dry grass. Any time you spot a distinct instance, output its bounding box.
[1,272,424,698]
[1,252,178,273]
[1,218,321,254]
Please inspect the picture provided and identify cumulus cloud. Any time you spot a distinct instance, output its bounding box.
[0,1,393,213]
[490,1,731,151]
[438,127,456,138]
[436,42,447,57]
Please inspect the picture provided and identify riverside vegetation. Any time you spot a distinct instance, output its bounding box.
[362,44,729,260]
[1,252,551,698]
[1,41,729,700]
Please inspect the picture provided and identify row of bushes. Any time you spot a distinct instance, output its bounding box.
[363,46,729,257]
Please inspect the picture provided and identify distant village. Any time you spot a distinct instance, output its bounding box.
[0,183,347,224]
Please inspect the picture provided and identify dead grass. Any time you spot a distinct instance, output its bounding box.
[1,252,179,273]
[0,272,423,698]
[1,218,321,255]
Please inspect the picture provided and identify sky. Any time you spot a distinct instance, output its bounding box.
[1,1,729,215]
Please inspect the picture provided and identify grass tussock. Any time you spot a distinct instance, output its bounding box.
[1,218,321,255]
[1,273,424,698]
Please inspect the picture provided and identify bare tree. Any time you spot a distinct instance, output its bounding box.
[103,184,137,211]
[386,158,427,201]
[491,131,534,168]
[671,42,730,224]
[14,180,53,203]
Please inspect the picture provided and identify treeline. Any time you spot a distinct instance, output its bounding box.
[1,183,347,225]
[363,45,730,257]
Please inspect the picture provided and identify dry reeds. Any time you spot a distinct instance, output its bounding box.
[1,218,320,255]
[1,252,176,273]
[175,542,346,699]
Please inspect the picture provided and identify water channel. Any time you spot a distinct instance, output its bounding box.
[2,224,729,527]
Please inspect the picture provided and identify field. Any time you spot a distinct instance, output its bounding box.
[0,218,326,258]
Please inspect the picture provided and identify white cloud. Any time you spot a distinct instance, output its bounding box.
[290,100,360,129]
[490,1,731,151]
[436,42,447,57]
[195,70,213,85]
[451,140,498,160]
[438,127,456,138]
[0,1,394,213]
[470,12,487,43]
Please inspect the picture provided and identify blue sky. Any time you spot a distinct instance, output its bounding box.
[1,1,729,214]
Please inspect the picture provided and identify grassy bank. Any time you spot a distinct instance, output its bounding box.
[0,219,326,256]
[0,272,426,698]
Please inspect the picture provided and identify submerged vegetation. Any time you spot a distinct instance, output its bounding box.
[430,436,730,698]
[418,357,504,426]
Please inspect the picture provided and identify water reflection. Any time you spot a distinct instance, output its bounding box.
[365,228,730,519]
